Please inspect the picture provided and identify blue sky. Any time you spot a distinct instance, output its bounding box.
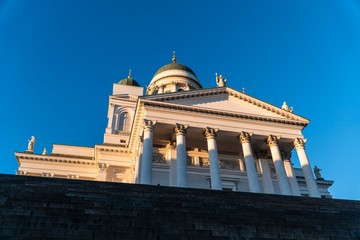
[1,0,359,200]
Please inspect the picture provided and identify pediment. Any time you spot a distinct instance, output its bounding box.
[141,87,309,123]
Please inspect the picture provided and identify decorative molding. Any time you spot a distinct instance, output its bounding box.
[16,170,28,176]
[204,127,218,139]
[239,131,252,144]
[141,87,309,124]
[42,172,54,178]
[199,158,210,168]
[174,123,189,135]
[152,154,166,164]
[67,174,79,179]
[166,140,176,149]
[15,153,96,165]
[142,100,307,127]
[219,159,240,170]
[266,135,280,147]
[98,163,110,171]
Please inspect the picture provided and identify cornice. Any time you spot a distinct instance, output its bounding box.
[141,87,309,123]
[142,100,307,127]
[15,152,96,165]
[95,145,131,153]
[110,95,139,104]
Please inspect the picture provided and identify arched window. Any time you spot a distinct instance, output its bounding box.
[118,112,132,132]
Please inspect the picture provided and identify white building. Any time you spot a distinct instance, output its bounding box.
[15,54,333,198]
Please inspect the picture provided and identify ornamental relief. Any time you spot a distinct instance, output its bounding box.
[219,159,240,170]
[199,158,210,168]
[152,154,166,164]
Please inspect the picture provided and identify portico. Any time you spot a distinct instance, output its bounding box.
[136,112,320,197]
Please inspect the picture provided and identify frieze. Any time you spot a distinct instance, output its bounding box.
[152,154,166,164]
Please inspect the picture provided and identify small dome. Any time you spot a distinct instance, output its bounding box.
[118,77,140,87]
[118,70,141,87]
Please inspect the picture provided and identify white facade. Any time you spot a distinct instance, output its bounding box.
[15,57,333,198]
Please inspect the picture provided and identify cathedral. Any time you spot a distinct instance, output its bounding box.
[15,53,333,198]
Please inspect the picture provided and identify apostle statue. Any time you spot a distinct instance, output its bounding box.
[313,165,323,179]
[27,136,36,152]
[215,73,226,87]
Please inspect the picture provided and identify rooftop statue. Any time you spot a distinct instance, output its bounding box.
[27,136,36,152]
[281,101,293,113]
[215,73,226,87]
[314,165,323,179]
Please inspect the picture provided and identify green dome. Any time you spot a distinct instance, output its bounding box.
[118,77,140,87]
[154,63,197,77]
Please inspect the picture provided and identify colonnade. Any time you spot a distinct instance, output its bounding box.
[139,120,321,198]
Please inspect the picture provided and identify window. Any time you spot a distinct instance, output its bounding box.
[118,112,131,132]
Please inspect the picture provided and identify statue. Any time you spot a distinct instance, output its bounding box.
[42,148,47,155]
[281,101,293,113]
[215,73,226,87]
[27,136,36,152]
[314,165,323,179]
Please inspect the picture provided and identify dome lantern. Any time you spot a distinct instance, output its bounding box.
[146,53,202,95]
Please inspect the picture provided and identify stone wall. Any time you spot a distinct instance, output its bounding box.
[0,174,359,239]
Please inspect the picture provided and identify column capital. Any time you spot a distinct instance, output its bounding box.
[143,119,157,131]
[294,138,306,149]
[204,127,218,139]
[174,123,189,135]
[266,135,280,147]
[239,131,252,144]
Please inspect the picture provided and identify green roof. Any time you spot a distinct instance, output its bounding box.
[154,63,197,77]
[118,77,141,87]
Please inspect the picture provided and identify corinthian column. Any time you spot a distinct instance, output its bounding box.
[266,135,292,195]
[239,131,260,193]
[140,119,156,185]
[174,123,189,187]
[294,138,321,198]
[204,127,222,190]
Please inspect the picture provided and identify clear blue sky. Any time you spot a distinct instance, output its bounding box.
[1,0,359,200]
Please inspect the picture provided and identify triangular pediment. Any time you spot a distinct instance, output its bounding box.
[141,87,309,123]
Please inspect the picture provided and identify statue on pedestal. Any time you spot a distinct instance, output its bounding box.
[314,165,323,179]
[281,101,293,113]
[215,73,226,87]
[27,136,36,152]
